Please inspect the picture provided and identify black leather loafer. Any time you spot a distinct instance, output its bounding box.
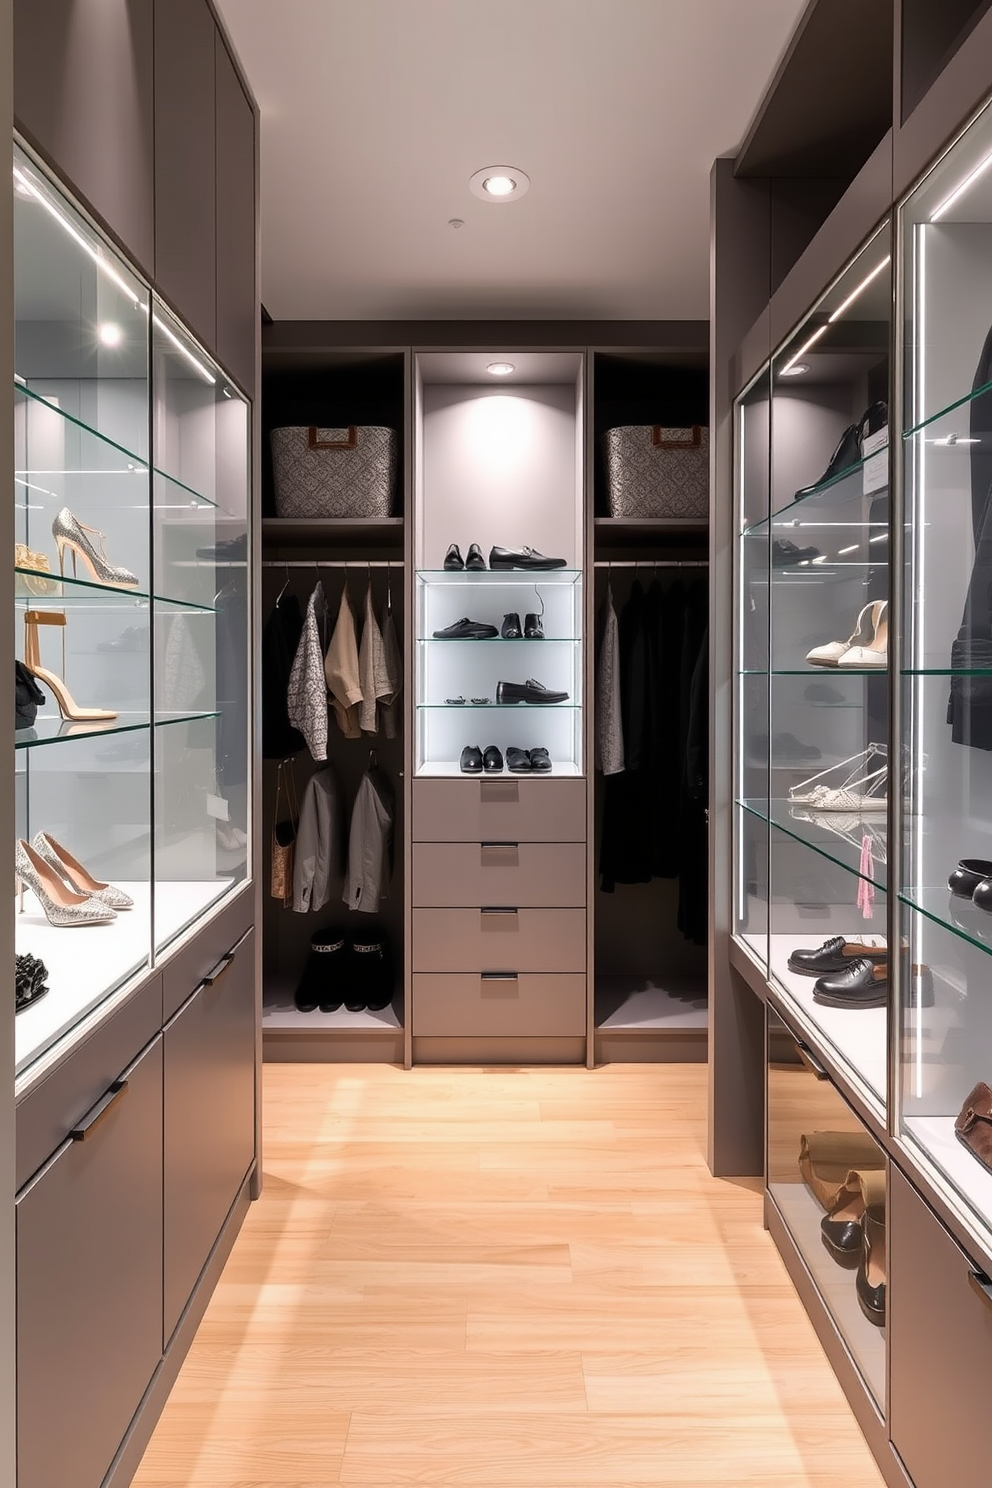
[501,612,522,639]
[489,545,567,570]
[466,543,487,570]
[528,747,552,772]
[524,612,545,638]
[443,543,464,571]
[788,935,887,976]
[460,745,483,774]
[483,745,504,773]
[433,617,499,639]
[949,858,992,899]
[857,1210,886,1327]
[506,747,532,773]
[495,678,569,705]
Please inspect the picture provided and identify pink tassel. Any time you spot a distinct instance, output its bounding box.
[858,834,875,920]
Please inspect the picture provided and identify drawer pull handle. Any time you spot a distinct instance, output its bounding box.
[482,971,518,982]
[796,1041,829,1082]
[481,842,518,850]
[204,952,235,986]
[481,907,518,917]
[969,1269,992,1312]
[71,1079,128,1141]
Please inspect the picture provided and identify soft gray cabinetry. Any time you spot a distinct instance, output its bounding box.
[215,33,256,393]
[12,0,155,274]
[153,0,216,349]
[164,927,255,1342]
[889,1167,992,1488]
[16,1036,163,1488]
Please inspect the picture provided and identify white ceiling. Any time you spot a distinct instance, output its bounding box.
[215,0,808,322]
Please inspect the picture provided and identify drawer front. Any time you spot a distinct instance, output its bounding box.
[412,841,586,908]
[890,1165,992,1488]
[413,908,586,972]
[413,778,586,842]
[413,972,587,1037]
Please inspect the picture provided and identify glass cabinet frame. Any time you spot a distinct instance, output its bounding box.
[12,139,252,1087]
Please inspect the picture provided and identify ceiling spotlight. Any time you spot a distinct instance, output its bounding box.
[469,166,531,203]
[448,218,465,229]
[98,322,124,347]
[779,363,809,378]
[487,362,515,376]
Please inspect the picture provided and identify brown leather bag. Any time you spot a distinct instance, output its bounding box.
[270,759,299,906]
[955,1083,992,1174]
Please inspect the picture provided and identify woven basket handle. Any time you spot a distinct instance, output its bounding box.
[308,426,359,450]
[652,425,702,450]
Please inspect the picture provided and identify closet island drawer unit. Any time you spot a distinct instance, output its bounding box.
[413,973,587,1038]
[412,841,586,908]
[413,907,586,972]
[412,778,586,842]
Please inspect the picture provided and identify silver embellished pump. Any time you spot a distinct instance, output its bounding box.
[31,831,134,910]
[14,839,116,927]
[51,507,139,589]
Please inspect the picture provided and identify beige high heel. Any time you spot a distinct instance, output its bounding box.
[837,600,888,668]
[23,610,117,721]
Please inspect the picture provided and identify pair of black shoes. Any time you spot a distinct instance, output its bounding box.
[460,745,552,774]
[788,935,934,1009]
[431,613,545,640]
[444,543,567,571]
[501,612,544,639]
[948,857,992,914]
[295,928,393,1013]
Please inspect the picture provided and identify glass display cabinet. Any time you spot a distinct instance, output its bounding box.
[896,96,992,1254]
[12,143,250,1083]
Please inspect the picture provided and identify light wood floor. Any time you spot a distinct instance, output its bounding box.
[132,1063,885,1487]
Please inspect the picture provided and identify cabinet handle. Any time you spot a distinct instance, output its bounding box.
[796,1041,829,1081]
[481,971,519,982]
[968,1269,992,1312]
[481,842,518,850]
[481,907,518,917]
[204,952,235,986]
[71,1079,128,1141]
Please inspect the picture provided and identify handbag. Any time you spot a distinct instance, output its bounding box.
[955,1082,992,1174]
[602,424,709,519]
[15,660,45,730]
[270,758,300,905]
[270,425,398,518]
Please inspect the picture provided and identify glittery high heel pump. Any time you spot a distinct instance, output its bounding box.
[31,831,133,910]
[52,507,138,589]
[14,839,116,927]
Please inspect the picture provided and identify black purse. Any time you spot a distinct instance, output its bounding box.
[15,661,45,730]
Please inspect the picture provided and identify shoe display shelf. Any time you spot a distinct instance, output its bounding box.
[12,142,251,1085]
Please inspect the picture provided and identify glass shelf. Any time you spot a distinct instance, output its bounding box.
[15,710,220,751]
[153,466,219,511]
[739,798,888,892]
[13,568,217,613]
[743,451,889,535]
[742,667,888,677]
[904,378,992,440]
[416,568,582,584]
[899,889,992,959]
[14,381,148,472]
[418,636,581,645]
[417,702,579,711]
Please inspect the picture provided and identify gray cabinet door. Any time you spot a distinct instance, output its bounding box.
[154,0,216,349]
[17,1036,164,1488]
[164,928,255,1342]
[215,35,256,394]
[13,0,155,275]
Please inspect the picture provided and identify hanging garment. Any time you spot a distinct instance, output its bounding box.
[595,582,624,775]
[645,576,685,878]
[287,581,330,762]
[262,591,305,759]
[677,622,708,945]
[161,611,207,711]
[325,584,363,740]
[599,581,653,890]
[948,318,992,750]
[358,580,391,734]
[379,605,403,740]
[215,578,248,791]
[343,765,395,913]
[293,763,345,913]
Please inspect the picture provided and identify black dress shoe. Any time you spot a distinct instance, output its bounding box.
[772,538,821,567]
[506,746,532,772]
[483,745,503,773]
[524,612,545,639]
[813,958,888,1008]
[489,545,567,570]
[495,678,569,705]
[466,543,487,570]
[460,745,483,774]
[948,858,992,899]
[857,1210,886,1326]
[443,543,464,571]
[973,877,992,914]
[501,612,522,639]
[433,617,499,639]
[528,747,552,772]
[788,935,887,976]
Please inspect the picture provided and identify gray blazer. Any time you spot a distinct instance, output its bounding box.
[293,764,344,913]
[343,768,394,913]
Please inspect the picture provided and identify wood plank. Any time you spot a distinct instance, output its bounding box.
[132,1063,884,1488]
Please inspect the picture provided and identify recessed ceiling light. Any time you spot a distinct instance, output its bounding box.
[779,363,809,378]
[487,362,515,376]
[98,322,123,347]
[469,166,530,203]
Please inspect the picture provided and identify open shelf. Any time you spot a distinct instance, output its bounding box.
[594,516,708,545]
[262,989,402,1032]
[262,516,404,548]
[595,974,708,1031]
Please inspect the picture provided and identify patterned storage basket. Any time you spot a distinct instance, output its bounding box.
[270,425,398,518]
[603,425,709,519]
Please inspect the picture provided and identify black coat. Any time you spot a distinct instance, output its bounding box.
[262,594,306,759]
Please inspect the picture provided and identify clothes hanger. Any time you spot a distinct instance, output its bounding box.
[274,562,290,608]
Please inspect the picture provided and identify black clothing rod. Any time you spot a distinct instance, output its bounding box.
[592,560,708,568]
[261,559,404,568]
